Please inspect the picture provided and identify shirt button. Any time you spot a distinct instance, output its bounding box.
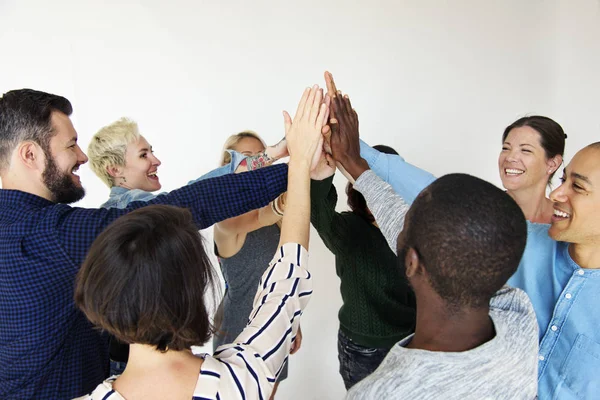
[551,325,558,331]
[578,270,585,275]
[565,293,572,299]
[539,355,545,361]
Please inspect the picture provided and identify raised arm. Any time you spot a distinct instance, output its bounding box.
[353,170,410,255]
[211,85,327,397]
[57,164,288,265]
[323,71,436,203]
[214,194,285,258]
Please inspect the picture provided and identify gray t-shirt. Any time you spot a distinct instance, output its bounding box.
[346,287,539,399]
[347,170,539,399]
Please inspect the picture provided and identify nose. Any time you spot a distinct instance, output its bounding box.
[505,149,519,163]
[76,145,89,164]
[151,153,161,166]
[549,183,568,203]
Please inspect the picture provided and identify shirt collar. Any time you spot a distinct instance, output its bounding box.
[108,186,130,198]
[0,188,55,208]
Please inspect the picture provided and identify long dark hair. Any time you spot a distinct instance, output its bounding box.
[347,144,399,222]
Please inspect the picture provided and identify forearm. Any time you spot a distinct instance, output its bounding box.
[279,159,311,249]
[353,169,410,255]
[359,139,436,203]
[235,139,287,172]
[309,177,348,252]
[190,150,246,183]
[214,243,312,383]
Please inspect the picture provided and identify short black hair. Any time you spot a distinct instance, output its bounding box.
[0,89,73,172]
[347,144,399,222]
[75,205,218,351]
[401,173,527,309]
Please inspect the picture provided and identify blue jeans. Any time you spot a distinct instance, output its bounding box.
[337,330,391,390]
[110,360,127,377]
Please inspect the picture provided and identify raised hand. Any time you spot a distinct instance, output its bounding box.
[283,85,328,169]
[310,151,335,181]
[323,72,370,180]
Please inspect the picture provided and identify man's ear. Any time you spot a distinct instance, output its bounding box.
[17,141,45,171]
[405,247,423,278]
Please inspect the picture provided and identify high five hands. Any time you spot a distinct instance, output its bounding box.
[281,72,370,182]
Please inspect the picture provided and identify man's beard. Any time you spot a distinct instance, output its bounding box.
[42,156,85,204]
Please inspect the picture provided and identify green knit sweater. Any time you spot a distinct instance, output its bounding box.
[311,176,416,348]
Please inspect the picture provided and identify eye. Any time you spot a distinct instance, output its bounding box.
[559,176,566,183]
[140,152,148,159]
[501,146,509,151]
[573,183,584,191]
[522,149,532,154]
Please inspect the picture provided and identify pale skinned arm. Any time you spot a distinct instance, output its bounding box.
[214,194,286,258]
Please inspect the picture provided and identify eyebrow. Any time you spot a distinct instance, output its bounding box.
[572,172,592,185]
[138,147,151,153]
[565,168,592,185]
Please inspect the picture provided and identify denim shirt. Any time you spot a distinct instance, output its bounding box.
[101,150,245,209]
[359,140,600,399]
[508,224,600,399]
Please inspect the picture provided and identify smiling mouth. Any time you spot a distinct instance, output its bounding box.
[553,208,571,219]
[504,168,524,176]
[147,172,158,180]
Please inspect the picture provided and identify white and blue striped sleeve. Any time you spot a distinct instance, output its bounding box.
[211,242,312,400]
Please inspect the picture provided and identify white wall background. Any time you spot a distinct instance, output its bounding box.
[1,1,598,398]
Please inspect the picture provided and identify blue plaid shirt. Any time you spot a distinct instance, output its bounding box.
[0,164,287,400]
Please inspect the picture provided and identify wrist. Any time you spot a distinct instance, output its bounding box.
[288,157,312,171]
[340,157,370,181]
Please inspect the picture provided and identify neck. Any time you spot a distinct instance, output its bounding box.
[1,172,53,201]
[408,294,494,352]
[506,185,552,223]
[569,243,600,269]
[124,344,201,370]
[113,344,203,399]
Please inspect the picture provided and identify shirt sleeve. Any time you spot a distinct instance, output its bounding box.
[353,170,410,255]
[359,139,436,204]
[212,242,312,399]
[55,164,288,266]
[310,176,353,254]
[189,150,246,184]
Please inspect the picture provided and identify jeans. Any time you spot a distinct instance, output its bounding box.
[110,360,127,377]
[338,330,391,390]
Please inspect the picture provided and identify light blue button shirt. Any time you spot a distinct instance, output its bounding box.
[359,139,600,399]
[508,224,600,399]
[101,150,246,209]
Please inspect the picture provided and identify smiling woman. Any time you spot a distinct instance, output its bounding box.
[498,116,566,224]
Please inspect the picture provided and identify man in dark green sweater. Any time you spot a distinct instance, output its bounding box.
[310,145,416,390]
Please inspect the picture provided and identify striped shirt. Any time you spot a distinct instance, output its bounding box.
[76,242,312,400]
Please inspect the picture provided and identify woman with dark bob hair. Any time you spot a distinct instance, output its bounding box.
[74,85,328,400]
[309,144,416,390]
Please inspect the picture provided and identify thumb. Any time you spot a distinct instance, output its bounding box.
[282,111,292,135]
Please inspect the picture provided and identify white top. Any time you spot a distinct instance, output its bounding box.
[75,242,312,400]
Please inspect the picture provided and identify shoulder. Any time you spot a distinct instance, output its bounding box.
[490,286,539,351]
[73,377,122,400]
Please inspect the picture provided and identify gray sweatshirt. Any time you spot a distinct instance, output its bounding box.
[347,170,539,400]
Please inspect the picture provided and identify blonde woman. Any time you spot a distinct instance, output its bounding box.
[87,119,288,375]
[88,118,288,209]
[213,131,300,400]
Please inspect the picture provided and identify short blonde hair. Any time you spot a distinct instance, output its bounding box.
[220,130,267,165]
[88,118,140,187]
